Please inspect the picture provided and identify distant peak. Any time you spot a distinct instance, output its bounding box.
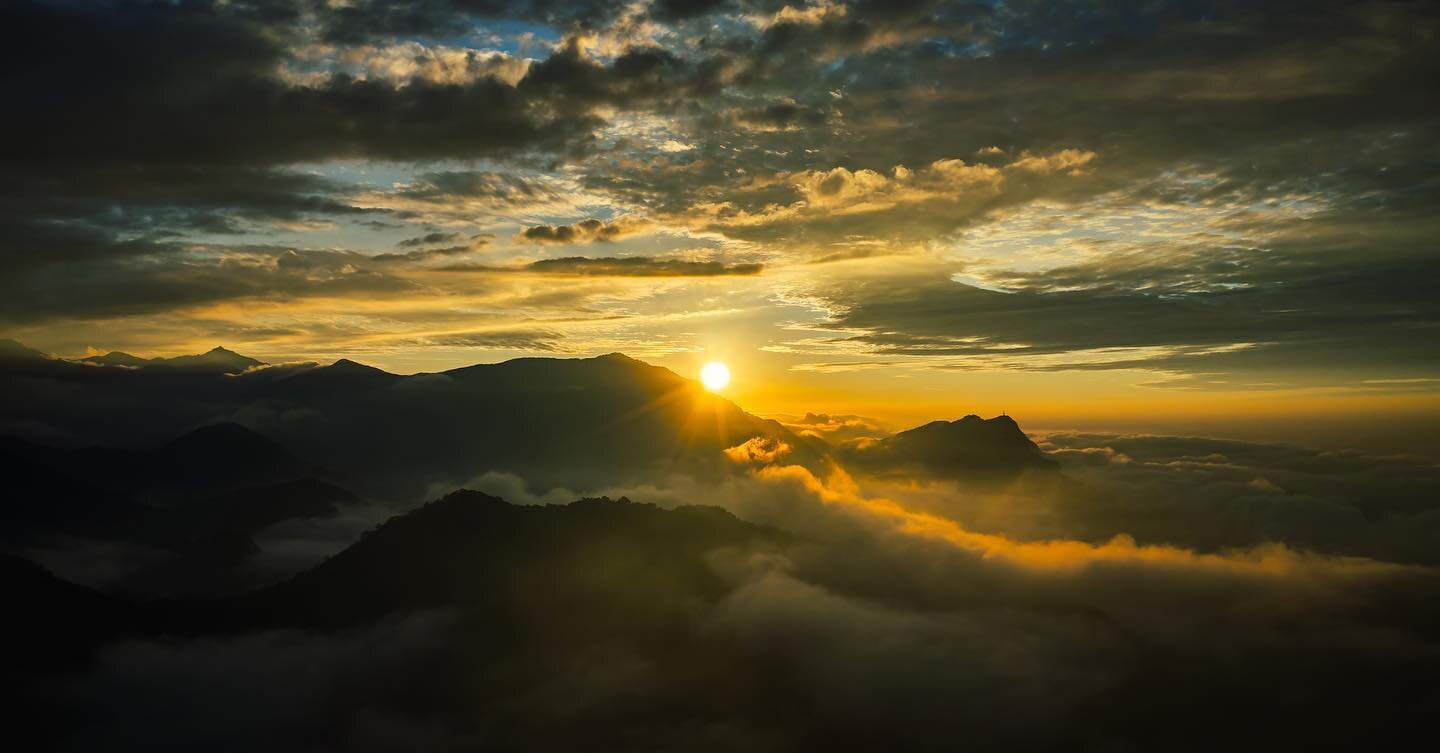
[80,350,149,367]
[0,338,48,360]
[954,414,1017,426]
[161,422,289,456]
[169,422,264,443]
[278,357,395,390]
[595,352,639,363]
[146,345,263,373]
[330,357,382,371]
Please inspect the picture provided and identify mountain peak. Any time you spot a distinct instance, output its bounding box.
[270,357,396,395]
[162,422,281,453]
[148,346,263,374]
[0,338,48,360]
[80,350,149,368]
[840,413,1056,481]
[328,357,386,373]
[155,423,314,491]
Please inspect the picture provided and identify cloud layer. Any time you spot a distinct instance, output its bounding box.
[1,0,1435,404]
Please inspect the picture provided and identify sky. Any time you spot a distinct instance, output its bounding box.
[3,0,1438,451]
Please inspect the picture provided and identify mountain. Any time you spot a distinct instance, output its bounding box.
[1,348,813,496]
[17,494,801,750]
[839,414,1058,481]
[0,555,132,674]
[166,477,356,540]
[0,425,359,596]
[0,440,147,545]
[2,341,264,372]
[150,422,318,494]
[196,351,822,496]
[145,346,262,374]
[269,357,399,396]
[79,350,150,368]
[187,492,788,632]
[0,338,47,361]
[0,345,1063,496]
[1,422,322,502]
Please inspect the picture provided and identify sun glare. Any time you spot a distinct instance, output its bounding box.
[700,361,731,391]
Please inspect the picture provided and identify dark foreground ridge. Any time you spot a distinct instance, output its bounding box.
[6,489,1439,752]
[0,422,356,596]
[6,493,802,750]
[185,491,788,632]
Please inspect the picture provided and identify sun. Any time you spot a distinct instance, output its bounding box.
[700,361,731,391]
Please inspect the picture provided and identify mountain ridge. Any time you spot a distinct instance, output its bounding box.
[1,340,1051,494]
[840,413,1058,481]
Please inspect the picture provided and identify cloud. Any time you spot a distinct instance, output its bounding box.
[0,246,421,324]
[731,102,830,131]
[1024,432,1440,563]
[425,328,569,352]
[4,0,1440,385]
[518,217,650,244]
[770,411,889,444]
[522,256,764,276]
[723,436,792,465]
[389,171,562,204]
[780,232,1440,382]
[395,232,465,249]
[332,43,532,86]
[676,150,1099,250]
[22,426,1440,751]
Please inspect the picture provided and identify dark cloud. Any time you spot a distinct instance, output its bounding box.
[393,171,558,203]
[395,232,464,249]
[1,2,611,170]
[800,224,1440,380]
[519,218,638,244]
[425,328,568,351]
[317,0,645,43]
[732,102,830,130]
[525,256,764,276]
[0,247,419,324]
[2,0,1438,383]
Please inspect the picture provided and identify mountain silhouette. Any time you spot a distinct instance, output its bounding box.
[13,494,805,750]
[143,346,262,374]
[0,424,359,595]
[1,341,1058,496]
[2,343,821,496]
[270,356,401,396]
[151,422,318,494]
[79,350,150,368]
[7,491,786,641]
[179,492,788,633]
[840,414,1058,481]
[0,338,48,361]
[2,422,322,503]
[0,440,146,544]
[0,555,131,674]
